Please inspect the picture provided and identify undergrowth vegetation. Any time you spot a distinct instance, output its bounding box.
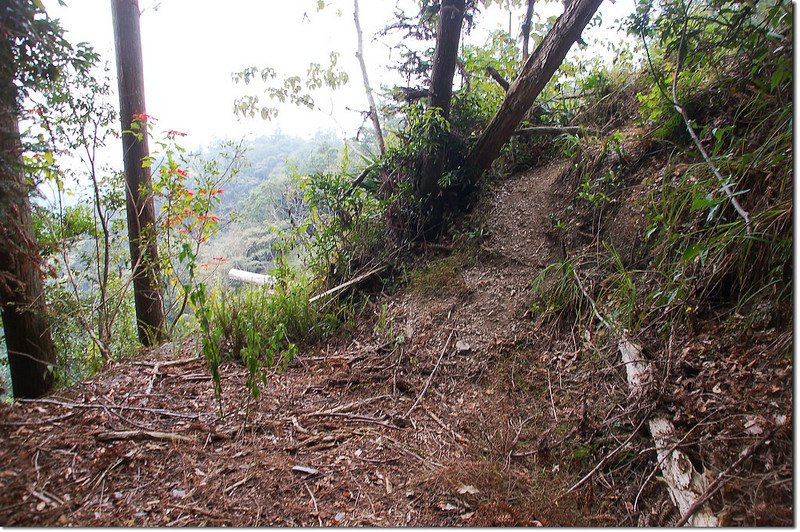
[531,0,792,338]
[195,164,385,410]
[525,1,792,520]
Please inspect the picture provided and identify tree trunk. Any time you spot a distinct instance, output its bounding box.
[0,38,57,399]
[521,0,535,62]
[111,0,166,346]
[464,0,602,186]
[353,0,385,156]
[415,0,466,235]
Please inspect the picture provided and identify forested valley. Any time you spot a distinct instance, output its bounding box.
[0,0,792,526]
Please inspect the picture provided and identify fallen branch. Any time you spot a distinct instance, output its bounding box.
[567,273,718,525]
[302,411,401,430]
[618,339,717,527]
[406,329,454,417]
[94,430,193,444]
[565,416,648,495]
[307,394,391,416]
[633,411,716,511]
[309,264,387,303]
[19,398,203,420]
[674,429,775,527]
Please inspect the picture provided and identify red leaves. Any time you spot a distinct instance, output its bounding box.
[131,112,156,123]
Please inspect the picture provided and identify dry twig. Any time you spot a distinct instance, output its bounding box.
[564,416,648,495]
[406,330,454,417]
[19,398,203,419]
[674,430,775,527]
[94,430,193,443]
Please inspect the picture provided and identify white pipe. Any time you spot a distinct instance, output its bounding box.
[228,268,276,286]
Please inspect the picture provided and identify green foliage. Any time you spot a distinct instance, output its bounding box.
[195,140,390,407]
[127,115,246,338]
[630,0,792,137]
[4,0,99,105]
[290,167,387,285]
[19,34,142,380]
[233,52,349,120]
[452,31,520,136]
[530,258,589,327]
[200,265,344,409]
[630,0,793,317]
[535,0,793,344]
[596,243,639,330]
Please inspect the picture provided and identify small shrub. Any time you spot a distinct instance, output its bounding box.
[530,258,590,327]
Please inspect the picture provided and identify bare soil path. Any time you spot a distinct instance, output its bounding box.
[0,162,602,526]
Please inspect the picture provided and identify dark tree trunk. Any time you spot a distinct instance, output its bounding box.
[415,0,466,235]
[464,0,603,186]
[521,0,535,62]
[111,0,166,346]
[0,38,57,399]
[354,0,385,156]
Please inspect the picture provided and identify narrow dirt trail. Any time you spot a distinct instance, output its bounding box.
[0,162,575,526]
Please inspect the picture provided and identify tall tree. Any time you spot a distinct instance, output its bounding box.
[0,3,58,398]
[111,0,166,345]
[521,0,535,62]
[415,0,466,235]
[353,0,385,156]
[464,0,603,185]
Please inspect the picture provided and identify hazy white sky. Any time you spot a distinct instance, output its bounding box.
[42,0,635,149]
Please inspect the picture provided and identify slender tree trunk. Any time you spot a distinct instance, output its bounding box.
[353,0,385,156]
[111,0,166,346]
[464,0,602,186]
[415,0,466,235]
[0,39,57,399]
[486,65,510,91]
[521,0,535,62]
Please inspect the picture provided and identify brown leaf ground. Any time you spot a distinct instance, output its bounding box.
[0,160,791,526]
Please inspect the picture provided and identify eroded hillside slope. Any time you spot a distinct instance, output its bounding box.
[0,146,791,525]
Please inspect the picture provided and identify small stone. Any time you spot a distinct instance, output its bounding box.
[291,465,319,475]
[170,488,186,499]
[334,512,345,523]
[392,416,410,428]
[455,340,471,353]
